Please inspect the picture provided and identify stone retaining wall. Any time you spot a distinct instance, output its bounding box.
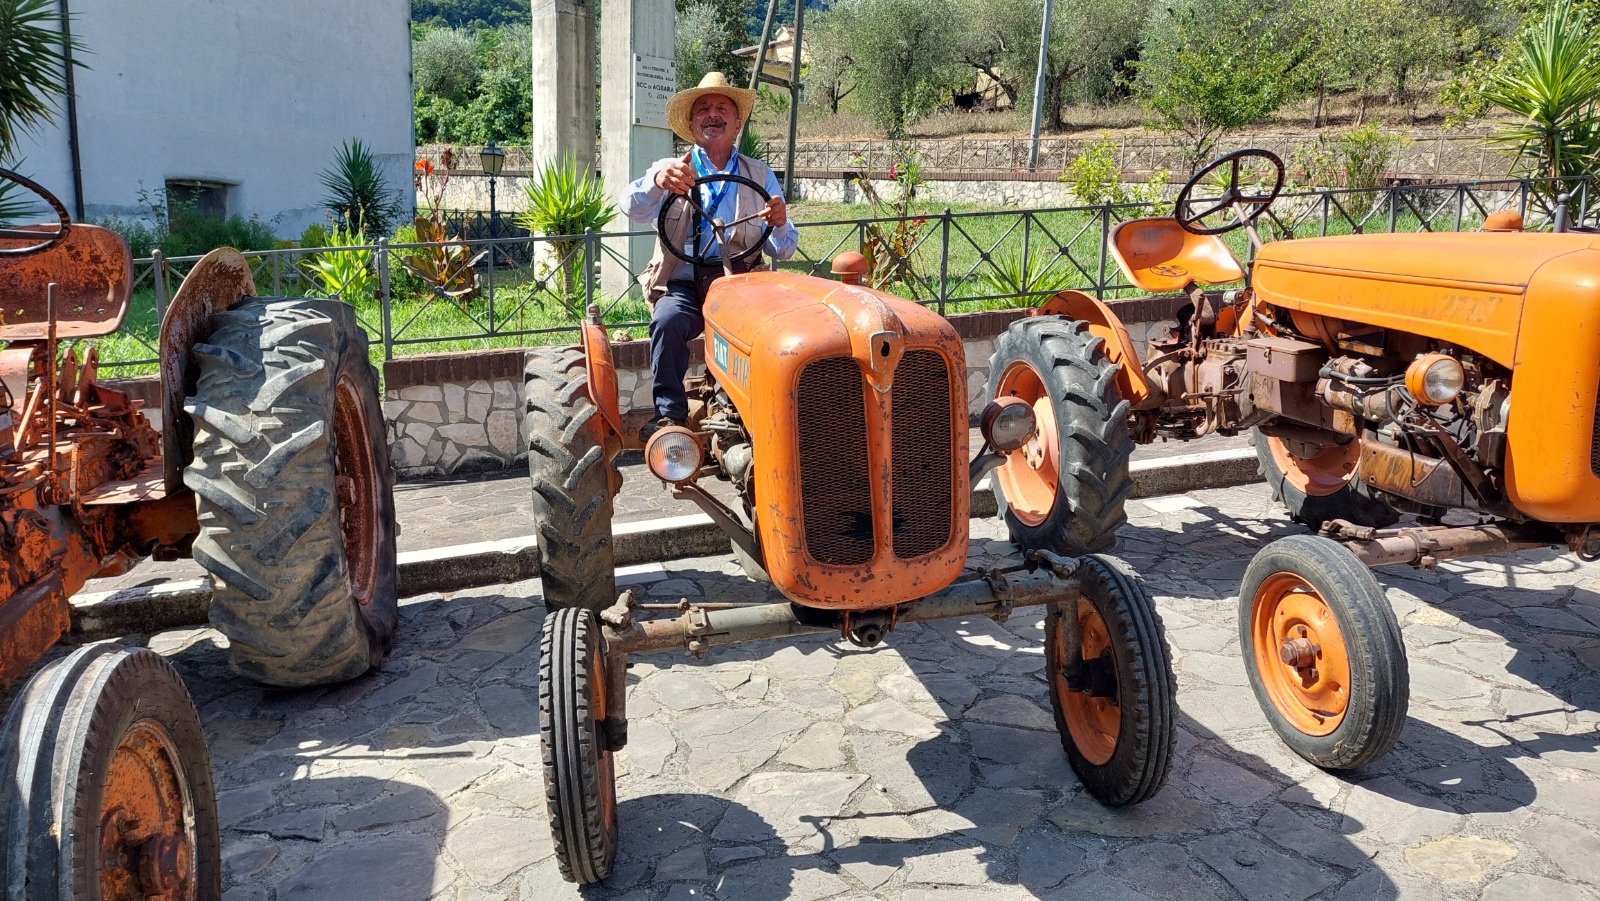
[381,299,1180,480]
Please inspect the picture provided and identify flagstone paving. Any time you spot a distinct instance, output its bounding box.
[130,482,1598,900]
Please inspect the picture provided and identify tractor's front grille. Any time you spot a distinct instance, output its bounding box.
[892,350,954,559]
[1591,380,1600,478]
[797,357,874,565]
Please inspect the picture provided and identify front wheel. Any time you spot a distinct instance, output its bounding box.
[539,607,619,884]
[185,297,398,687]
[988,317,1134,556]
[1046,555,1175,806]
[1239,535,1408,770]
[0,645,222,900]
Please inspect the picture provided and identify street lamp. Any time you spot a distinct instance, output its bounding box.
[480,141,506,241]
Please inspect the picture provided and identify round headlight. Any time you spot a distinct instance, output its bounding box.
[981,397,1038,453]
[645,426,704,484]
[1405,354,1464,406]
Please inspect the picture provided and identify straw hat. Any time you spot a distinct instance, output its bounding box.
[666,72,757,144]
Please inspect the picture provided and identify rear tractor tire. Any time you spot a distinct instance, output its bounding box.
[1046,555,1176,806]
[525,347,617,611]
[1252,429,1397,530]
[987,317,1135,556]
[185,297,398,687]
[1239,535,1409,770]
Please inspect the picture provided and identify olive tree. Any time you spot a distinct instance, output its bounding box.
[828,0,965,134]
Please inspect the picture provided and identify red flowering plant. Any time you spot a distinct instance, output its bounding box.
[849,141,930,293]
[401,150,483,305]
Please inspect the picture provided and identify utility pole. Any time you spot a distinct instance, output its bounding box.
[1026,0,1054,171]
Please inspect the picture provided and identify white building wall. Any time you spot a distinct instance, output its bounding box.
[13,0,414,238]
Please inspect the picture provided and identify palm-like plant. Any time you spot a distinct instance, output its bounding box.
[0,0,81,160]
[515,156,616,318]
[1479,0,1600,183]
[319,138,402,239]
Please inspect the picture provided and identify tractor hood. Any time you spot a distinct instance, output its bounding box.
[1252,232,1600,366]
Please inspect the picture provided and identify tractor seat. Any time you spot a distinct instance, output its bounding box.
[1108,217,1244,293]
[0,223,131,341]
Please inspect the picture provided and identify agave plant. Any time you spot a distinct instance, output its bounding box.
[1479,0,1600,184]
[515,156,616,318]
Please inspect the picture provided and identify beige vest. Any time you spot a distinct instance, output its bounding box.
[638,154,777,304]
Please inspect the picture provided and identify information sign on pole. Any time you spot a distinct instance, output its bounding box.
[632,54,676,129]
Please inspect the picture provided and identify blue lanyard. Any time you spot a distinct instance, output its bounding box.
[691,148,738,254]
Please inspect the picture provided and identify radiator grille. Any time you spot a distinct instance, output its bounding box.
[797,357,874,565]
[1591,382,1600,478]
[892,350,955,559]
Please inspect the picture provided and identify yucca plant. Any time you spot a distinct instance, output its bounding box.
[515,156,616,319]
[0,0,82,160]
[1480,0,1600,185]
[319,138,402,240]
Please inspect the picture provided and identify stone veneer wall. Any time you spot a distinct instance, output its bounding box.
[382,299,1180,480]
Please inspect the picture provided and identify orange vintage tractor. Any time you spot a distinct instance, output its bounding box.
[525,172,1178,883]
[984,148,1600,771]
[0,170,397,898]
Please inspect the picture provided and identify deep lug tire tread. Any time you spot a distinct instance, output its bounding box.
[1238,534,1409,770]
[185,297,398,687]
[1048,555,1176,807]
[524,348,616,611]
[539,607,618,884]
[1250,429,1398,529]
[988,316,1135,555]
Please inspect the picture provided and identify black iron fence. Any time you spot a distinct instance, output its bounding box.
[102,176,1597,371]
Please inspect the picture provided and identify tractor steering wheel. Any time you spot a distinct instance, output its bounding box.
[657,173,774,268]
[1174,149,1285,236]
[0,168,71,256]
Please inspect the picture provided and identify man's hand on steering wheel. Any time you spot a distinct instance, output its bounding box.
[1173,149,1286,236]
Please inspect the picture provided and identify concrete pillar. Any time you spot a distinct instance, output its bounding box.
[600,0,675,300]
[530,0,595,172]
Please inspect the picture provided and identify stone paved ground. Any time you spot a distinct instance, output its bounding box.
[135,482,1599,901]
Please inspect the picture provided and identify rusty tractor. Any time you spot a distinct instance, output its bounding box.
[0,170,397,898]
[985,147,1600,771]
[525,171,1178,883]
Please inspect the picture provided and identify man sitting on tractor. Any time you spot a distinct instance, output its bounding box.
[620,71,799,441]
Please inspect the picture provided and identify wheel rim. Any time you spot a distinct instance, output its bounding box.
[333,373,382,606]
[1250,572,1351,736]
[98,719,198,900]
[995,361,1060,527]
[1057,599,1121,766]
[1266,436,1358,498]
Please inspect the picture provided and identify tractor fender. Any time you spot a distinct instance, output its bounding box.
[1032,289,1151,406]
[580,318,625,442]
[158,247,257,493]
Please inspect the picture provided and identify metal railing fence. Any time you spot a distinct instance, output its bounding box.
[101,175,1597,372]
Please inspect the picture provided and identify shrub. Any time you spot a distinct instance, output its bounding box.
[299,222,330,249]
[515,156,617,317]
[1288,125,1409,190]
[1061,135,1169,207]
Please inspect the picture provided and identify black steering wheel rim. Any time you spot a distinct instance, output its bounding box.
[656,173,774,267]
[1173,149,1285,236]
[0,167,71,256]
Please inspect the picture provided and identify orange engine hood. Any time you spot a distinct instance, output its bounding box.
[700,271,971,610]
[1252,232,1600,366]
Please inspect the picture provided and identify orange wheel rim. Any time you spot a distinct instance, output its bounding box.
[1250,573,1351,736]
[1267,435,1358,498]
[994,361,1059,527]
[99,720,198,900]
[1057,599,1120,765]
[590,636,616,834]
[333,374,383,606]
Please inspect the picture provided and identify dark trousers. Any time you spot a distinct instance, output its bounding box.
[649,278,705,421]
[648,257,763,421]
